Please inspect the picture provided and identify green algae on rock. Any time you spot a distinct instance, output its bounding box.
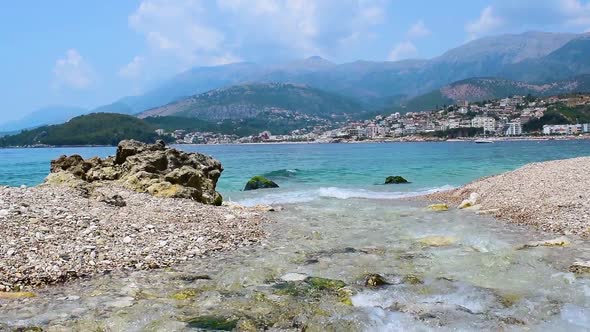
[185,316,239,331]
[384,176,409,184]
[243,176,279,191]
[428,203,449,211]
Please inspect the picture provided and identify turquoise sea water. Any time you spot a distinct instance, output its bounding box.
[4,141,590,330]
[1,141,590,202]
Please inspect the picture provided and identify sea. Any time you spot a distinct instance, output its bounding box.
[2,140,590,331]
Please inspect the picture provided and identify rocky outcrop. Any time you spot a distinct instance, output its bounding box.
[244,176,279,191]
[46,140,223,205]
[384,176,409,184]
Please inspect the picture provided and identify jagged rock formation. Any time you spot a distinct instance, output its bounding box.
[45,140,223,205]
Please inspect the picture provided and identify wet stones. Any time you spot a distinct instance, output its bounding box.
[364,274,389,287]
[515,236,570,250]
[569,261,590,274]
[427,203,449,212]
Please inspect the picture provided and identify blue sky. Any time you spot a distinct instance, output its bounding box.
[1,0,590,123]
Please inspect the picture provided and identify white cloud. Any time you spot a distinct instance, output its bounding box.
[52,49,93,89]
[407,20,431,38]
[466,6,503,40]
[559,0,590,26]
[388,41,417,61]
[119,56,145,79]
[128,0,389,69]
[129,0,230,66]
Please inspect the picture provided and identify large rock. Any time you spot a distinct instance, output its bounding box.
[244,176,279,191]
[46,140,223,205]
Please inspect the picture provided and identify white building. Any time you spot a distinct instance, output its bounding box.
[471,116,496,133]
[504,121,522,136]
[542,124,581,135]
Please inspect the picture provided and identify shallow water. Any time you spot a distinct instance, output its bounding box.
[2,198,590,331]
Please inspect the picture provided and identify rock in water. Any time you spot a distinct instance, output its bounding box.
[244,176,279,191]
[384,176,409,184]
[427,203,449,211]
[46,140,223,205]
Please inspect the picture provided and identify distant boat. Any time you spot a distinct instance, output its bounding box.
[474,139,494,144]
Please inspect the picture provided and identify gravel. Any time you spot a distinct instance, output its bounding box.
[0,184,267,291]
[425,157,590,236]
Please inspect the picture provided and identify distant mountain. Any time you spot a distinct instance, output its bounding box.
[93,31,586,115]
[399,75,590,111]
[0,106,88,132]
[138,83,363,120]
[0,113,160,147]
[502,34,590,82]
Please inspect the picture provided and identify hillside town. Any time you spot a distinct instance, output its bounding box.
[157,94,590,144]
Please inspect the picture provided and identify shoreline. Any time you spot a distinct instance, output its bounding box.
[424,156,590,236]
[0,184,268,292]
[1,134,589,149]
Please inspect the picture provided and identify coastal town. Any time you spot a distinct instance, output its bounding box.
[157,94,590,144]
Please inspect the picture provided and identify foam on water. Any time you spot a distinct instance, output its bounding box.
[233,185,454,206]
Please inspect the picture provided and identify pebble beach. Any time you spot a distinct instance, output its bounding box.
[0,184,267,292]
[426,156,590,236]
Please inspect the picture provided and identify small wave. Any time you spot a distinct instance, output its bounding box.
[233,185,454,206]
[262,168,301,178]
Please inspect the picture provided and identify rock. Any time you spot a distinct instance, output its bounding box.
[427,203,449,211]
[0,291,36,299]
[46,140,224,205]
[516,236,570,250]
[99,194,126,207]
[244,176,279,191]
[458,192,480,209]
[418,235,457,247]
[122,236,132,244]
[305,277,346,291]
[0,209,8,218]
[364,274,389,287]
[280,273,309,282]
[170,288,200,300]
[402,274,424,285]
[384,176,409,184]
[569,261,590,274]
[186,316,239,331]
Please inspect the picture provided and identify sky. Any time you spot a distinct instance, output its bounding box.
[1,0,590,123]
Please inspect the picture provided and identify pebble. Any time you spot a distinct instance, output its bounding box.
[0,185,267,291]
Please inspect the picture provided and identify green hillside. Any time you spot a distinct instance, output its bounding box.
[138,83,363,120]
[0,113,161,147]
[524,103,590,132]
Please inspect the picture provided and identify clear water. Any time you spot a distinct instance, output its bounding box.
[2,141,590,331]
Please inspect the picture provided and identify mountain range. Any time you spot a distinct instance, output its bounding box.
[4,31,590,131]
[138,83,363,120]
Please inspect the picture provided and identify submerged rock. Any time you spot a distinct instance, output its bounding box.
[0,291,36,299]
[186,316,239,331]
[418,235,457,247]
[427,203,449,212]
[280,273,309,282]
[244,176,279,191]
[569,261,590,274]
[46,140,223,205]
[364,274,389,287]
[385,176,409,184]
[516,236,570,250]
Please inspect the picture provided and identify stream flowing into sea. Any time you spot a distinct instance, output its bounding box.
[2,141,590,331]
